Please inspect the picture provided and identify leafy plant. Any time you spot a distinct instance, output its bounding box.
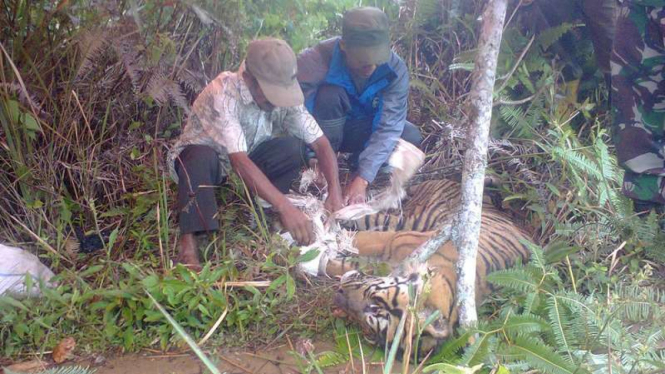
[426,242,665,374]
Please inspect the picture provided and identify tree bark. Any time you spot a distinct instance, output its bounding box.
[454,0,508,328]
[408,0,508,329]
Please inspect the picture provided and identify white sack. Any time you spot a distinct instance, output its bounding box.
[0,243,55,297]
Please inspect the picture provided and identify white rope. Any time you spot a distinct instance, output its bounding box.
[284,139,425,277]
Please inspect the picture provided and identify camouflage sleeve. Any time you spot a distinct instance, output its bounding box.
[611,2,665,203]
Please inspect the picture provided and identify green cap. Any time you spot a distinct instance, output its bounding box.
[342,7,391,65]
[244,38,304,107]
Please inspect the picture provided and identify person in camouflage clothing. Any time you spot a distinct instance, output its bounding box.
[611,0,665,213]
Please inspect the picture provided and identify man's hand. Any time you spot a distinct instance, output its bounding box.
[325,189,344,213]
[229,152,314,245]
[309,136,345,212]
[277,201,315,246]
[344,176,368,205]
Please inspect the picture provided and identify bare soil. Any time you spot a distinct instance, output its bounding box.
[3,340,387,374]
[92,342,385,374]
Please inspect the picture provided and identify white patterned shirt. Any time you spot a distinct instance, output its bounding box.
[168,70,323,183]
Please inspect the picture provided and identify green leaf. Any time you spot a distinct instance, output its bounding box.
[6,99,20,122]
[285,274,295,299]
[145,290,221,374]
[461,331,491,366]
[297,249,320,263]
[315,351,347,368]
[107,228,119,250]
[502,314,548,334]
[543,241,580,264]
[507,336,579,374]
[123,326,134,349]
[423,363,483,374]
[78,265,105,278]
[546,295,575,362]
[268,274,286,293]
[129,121,144,130]
[487,268,538,293]
[23,113,40,131]
[430,330,474,362]
[0,296,30,312]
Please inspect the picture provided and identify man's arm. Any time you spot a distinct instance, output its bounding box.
[309,136,344,212]
[229,152,314,245]
[297,38,338,110]
[345,54,409,204]
[357,54,409,183]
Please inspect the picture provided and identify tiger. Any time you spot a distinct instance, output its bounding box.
[323,179,532,358]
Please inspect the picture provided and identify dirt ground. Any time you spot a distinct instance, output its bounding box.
[3,340,388,374]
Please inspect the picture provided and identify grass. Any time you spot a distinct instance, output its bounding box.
[0,186,343,358]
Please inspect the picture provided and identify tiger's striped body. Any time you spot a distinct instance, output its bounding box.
[328,179,532,356]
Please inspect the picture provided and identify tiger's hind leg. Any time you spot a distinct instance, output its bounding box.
[325,231,435,276]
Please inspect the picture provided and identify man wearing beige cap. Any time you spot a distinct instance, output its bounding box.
[168,38,343,269]
[298,7,422,204]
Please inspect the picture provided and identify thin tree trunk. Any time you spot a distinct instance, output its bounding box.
[408,0,508,329]
[454,0,508,328]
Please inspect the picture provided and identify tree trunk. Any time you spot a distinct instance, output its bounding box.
[454,0,508,328]
[407,0,508,329]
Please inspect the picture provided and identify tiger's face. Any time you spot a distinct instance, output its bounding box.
[333,270,451,357]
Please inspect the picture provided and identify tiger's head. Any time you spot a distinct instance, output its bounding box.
[333,270,451,358]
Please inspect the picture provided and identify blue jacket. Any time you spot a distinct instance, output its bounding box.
[297,37,410,183]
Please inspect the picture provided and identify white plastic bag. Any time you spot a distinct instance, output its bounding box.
[0,243,55,297]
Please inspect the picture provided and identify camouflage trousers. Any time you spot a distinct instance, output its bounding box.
[611,2,665,204]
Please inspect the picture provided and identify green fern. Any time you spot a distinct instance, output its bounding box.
[487,268,539,294]
[535,23,576,51]
[459,329,492,366]
[316,351,348,368]
[507,336,583,374]
[550,145,602,180]
[501,313,549,335]
[430,330,475,363]
[546,294,576,361]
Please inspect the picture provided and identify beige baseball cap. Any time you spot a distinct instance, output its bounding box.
[244,38,304,107]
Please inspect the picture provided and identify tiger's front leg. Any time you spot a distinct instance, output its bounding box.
[325,231,435,277]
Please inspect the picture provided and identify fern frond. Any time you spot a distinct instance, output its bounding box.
[76,29,112,79]
[507,336,582,374]
[460,331,491,366]
[429,329,475,363]
[111,35,143,92]
[316,351,347,368]
[550,145,602,180]
[613,284,665,322]
[177,68,204,93]
[145,73,191,114]
[487,268,539,293]
[546,294,576,361]
[502,313,549,335]
[536,23,575,51]
[524,291,541,315]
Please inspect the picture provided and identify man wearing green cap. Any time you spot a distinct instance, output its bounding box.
[298,6,422,204]
[168,38,344,269]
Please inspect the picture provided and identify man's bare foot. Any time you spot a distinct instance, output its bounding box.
[174,233,202,271]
